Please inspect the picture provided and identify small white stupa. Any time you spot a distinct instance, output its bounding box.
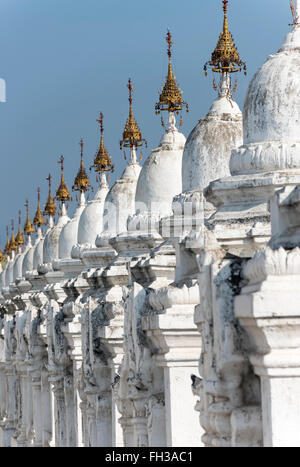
[58,139,90,264]
[13,210,27,282]
[97,79,143,251]
[73,114,113,261]
[40,161,70,273]
[129,31,187,238]
[207,0,300,255]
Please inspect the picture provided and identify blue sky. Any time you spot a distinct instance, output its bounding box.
[0,0,291,245]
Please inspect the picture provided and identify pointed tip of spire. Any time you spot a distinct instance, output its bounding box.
[290,0,300,26]
[97,113,104,135]
[166,29,173,60]
[127,78,134,106]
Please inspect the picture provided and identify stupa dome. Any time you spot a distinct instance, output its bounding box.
[182,91,242,193]
[135,114,186,219]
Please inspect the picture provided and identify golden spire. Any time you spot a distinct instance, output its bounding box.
[33,188,45,228]
[10,220,17,252]
[15,210,25,246]
[204,0,246,75]
[56,156,71,203]
[290,0,300,26]
[72,139,91,192]
[155,30,188,114]
[91,113,114,174]
[0,248,3,263]
[4,226,10,255]
[44,174,57,217]
[24,200,35,236]
[120,79,147,150]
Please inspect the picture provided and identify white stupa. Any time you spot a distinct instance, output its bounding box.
[73,116,113,261]
[57,140,91,264]
[129,32,187,237]
[182,73,242,195]
[97,81,143,250]
[40,165,70,273]
[207,0,300,255]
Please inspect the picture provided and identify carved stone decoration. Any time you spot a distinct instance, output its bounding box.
[195,230,262,447]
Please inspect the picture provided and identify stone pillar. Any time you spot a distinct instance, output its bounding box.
[3,364,18,446]
[132,392,150,447]
[25,367,34,445]
[0,362,6,446]
[96,391,113,447]
[31,369,43,447]
[118,401,135,447]
[236,247,300,447]
[61,313,84,447]
[50,377,67,447]
[73,361,84,447]
[64,374,77,447]
[41,367,53,447]
[143,304,201,447]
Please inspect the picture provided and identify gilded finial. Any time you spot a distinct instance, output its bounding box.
[4,226,10,255]
[204,0,246,76]
[290,0,300,26]
[91,113,114,175]
[33,188,45,227]
[10,220,17,252]
[73,139,91,192]
[24,200,35,236]
[155,30,188,115]
[120,79,147,150]
[44,174,57,217]
[56,156,71,203]
[16,210,25,246]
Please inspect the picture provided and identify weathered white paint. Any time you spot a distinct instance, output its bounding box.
[43,205,70,266]
[75,174,109,253]
[96,162,141,245]
[182,75,242,192]
[59,193,86,259]
[135,114,185,218]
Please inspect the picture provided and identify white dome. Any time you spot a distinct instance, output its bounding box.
[96,163,141,245]
[13,240,33,281]
[135,117,186,218]
[7,256,15,286]
[22,233,43,277]
[231,22,300,175]
[77,178,109,248]
[2,261,10,289]
[244,27,300,145]
[22,245,34,277]
[59,202,85,259]
[182,95,242,192]
[33,236,44,271]
[43,213,70,266]
[13,252,24,282]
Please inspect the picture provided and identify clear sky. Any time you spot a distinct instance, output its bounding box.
[0,0,291,245]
